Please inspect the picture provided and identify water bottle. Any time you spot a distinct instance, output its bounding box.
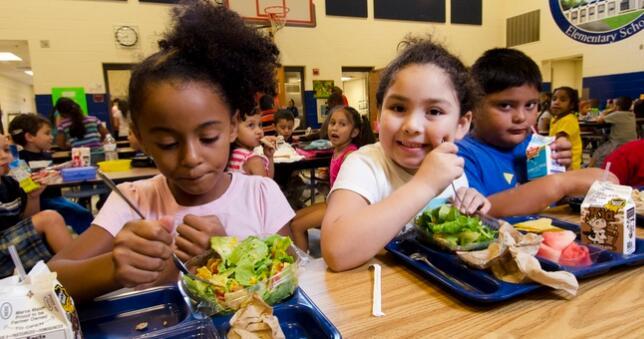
[103,134,118,161]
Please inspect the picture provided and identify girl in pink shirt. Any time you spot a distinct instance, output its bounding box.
[49,2,293,302]
[291,106,375,251]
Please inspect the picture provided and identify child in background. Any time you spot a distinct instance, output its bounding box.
[589,96,637,167]
[536,91,552,134]
[322,37,489,271]
[603,139,644,186]
[291,106,375,251]
[549,86,582,169]
[0,135,72,278]
[458,48,614,217]
[55,97,108,151]
[227,108,276,177]
[49,1,293,302]
[8,114,93,234]
[273,109,295,143]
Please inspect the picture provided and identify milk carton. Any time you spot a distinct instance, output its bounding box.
[526,134,566,180]
[580,181,636,255]
[70,147,91,167]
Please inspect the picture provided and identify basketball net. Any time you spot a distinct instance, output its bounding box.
[264,5,289,40]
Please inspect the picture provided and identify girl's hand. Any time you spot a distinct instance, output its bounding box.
[452,187,491,215]
[112,218,174,288]
[260,136,277,158]
[175,214,227,262]
[550,136,572,167]
[412,142,464,197]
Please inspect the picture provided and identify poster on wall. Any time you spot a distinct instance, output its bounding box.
[550,0,643,44]
[51,87,88,116]
[312,80,334,99]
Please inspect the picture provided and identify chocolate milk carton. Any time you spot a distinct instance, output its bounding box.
[580,181,636,255]
[526,134,565,180]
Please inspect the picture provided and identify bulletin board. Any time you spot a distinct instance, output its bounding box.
[51,87,88,115]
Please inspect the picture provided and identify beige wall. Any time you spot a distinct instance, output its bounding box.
[0,0,641,98]
[550,58,583,92]
[0,74,35,131]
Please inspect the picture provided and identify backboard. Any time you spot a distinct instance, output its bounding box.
[223,0,316,27]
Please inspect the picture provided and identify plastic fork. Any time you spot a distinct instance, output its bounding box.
[96,170,192,277]
[409,252,479,292]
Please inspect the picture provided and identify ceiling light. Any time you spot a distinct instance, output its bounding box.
[0,52,22,61]
[341,76,352,81]
[24,70,33,76]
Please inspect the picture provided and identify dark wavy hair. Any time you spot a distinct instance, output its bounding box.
[128,0,280,128]
[8,113,51,146]
[54,97,86,139]
[323,106,375,147]
[376,35,479,116]
[471,48,542,95]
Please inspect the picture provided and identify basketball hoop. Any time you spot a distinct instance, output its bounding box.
[264,5,289,39]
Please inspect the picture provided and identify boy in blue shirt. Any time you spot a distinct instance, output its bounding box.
[458,48,615,217]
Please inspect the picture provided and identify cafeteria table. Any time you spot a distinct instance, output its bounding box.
[298,205,644,338]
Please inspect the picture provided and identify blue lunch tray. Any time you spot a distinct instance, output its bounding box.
[78,286,340,338]
[385,215,644,304]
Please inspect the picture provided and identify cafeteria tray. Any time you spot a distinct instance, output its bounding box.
[78,286,340,338]
[385,215,644,303]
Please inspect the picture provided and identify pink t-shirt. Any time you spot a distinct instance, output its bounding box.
[330,144,358,187]
[93,173,294,239]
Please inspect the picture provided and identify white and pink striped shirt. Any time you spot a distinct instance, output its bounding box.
[227,148,269,174]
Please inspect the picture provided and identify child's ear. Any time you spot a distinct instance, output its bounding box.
[229,110,239,142]
[351,128,359,138]
[455,111,473,140]
[24,132,35,143]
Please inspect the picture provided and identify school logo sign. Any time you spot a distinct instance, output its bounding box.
[550,0,643,44]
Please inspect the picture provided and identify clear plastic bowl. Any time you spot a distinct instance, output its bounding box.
[179,247,300,316]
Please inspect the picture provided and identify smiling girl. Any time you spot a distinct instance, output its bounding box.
[321,37,489,271]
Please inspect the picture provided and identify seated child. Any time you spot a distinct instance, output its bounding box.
[273,109,295,143]
[0,135,72,278]
[227,107,276,177]
[291,105,375,251]
[8,113,94,234]
[458,48,616,217]
[322,37,489,271]
[603,139,644,186]
[589,96,637,167]
[549,86,582,169]
[48,2,294,302]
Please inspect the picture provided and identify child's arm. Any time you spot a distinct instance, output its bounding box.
[322,143,464,272]
[261,136,276,178]
[48,219,174,303]
[487,168,619,217]
[244,156,271,177]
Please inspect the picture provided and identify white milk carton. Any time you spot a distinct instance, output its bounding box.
[526,134,566,180]
[580,181,636,255]
[0,262,82,338]
[70,147,91,167]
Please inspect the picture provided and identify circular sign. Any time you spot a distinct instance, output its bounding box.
[549,0,643,44]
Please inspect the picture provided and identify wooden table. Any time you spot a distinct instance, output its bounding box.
[299,206,644,337]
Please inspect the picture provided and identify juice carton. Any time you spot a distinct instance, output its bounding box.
[526,134,565,180]
[9,160,40,193]
[580,181,636,255]
[71,147,91,167]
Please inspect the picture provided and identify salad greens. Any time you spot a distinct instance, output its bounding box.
[183,235,297,313]
[416,205,497,249]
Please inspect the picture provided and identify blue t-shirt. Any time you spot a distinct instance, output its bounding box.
[457,134,530,197]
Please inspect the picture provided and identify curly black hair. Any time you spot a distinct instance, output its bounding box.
[471,48,542,95]
[128,0,280,128]
[8,113,51,146]
[376,35,479,116]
